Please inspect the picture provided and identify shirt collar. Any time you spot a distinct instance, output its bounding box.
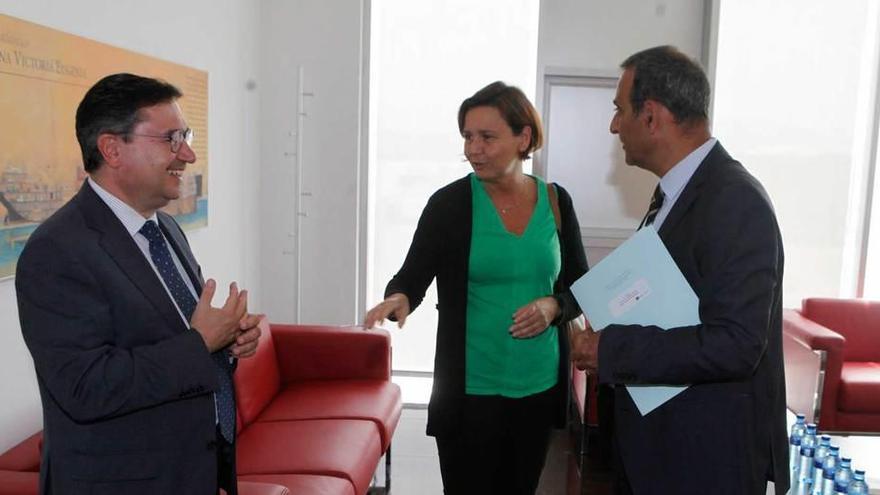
[87,177,159,236]
[658,137,717,201]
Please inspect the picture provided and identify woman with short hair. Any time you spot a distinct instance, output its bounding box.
[365,81,588,494]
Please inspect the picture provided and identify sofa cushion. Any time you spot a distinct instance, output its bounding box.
[838,362,880,413]
[238,474,355,495]
[236,419,380,495]
[234,318,281,428]
[256,379,401,450]
[0,470,39,495]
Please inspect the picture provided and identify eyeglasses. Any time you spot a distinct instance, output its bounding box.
[128,127,194,153]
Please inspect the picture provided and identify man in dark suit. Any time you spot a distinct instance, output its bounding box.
[15,73,261,495]
[571,46,789,494]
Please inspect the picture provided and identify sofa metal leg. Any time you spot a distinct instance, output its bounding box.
[384,443,392,494]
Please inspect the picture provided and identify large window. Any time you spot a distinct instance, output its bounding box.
[864,116,880,297]
[713,1,880,305]
[367,0,540,376]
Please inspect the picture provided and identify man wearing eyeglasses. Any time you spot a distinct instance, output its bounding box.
[15,73,261,495]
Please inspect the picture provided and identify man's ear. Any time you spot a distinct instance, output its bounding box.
[643,100,671,134]
[643,101,657,129]
[96,133,123,169]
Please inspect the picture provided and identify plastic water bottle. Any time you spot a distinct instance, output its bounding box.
[797,477,815,495]
[798,424,818,489]
[818,446,839,495]
[834,457,853,493]
[811,436,832,494]
[846,470,868,494]
[791,414,807,486]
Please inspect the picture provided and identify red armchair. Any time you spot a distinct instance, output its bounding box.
[782,298,880,433]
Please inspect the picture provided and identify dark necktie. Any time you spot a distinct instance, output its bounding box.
[139,220,236,443]
[640,185,665,229]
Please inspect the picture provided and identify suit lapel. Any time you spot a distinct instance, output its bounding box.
[657,142,731,241]
[76,183,189,333]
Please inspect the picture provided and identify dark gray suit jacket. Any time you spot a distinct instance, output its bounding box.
[598,142,789,495]
[16,183,225,495]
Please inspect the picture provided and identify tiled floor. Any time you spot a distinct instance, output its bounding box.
[378,407,443,494]
[382,377,880,494]
[376,407,601,495]
[376,406,880,494]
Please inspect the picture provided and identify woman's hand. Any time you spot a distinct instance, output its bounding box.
[364,293,411,329]
[509,296,560,338]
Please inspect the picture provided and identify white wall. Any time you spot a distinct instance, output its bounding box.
[258,0,366,325]
[536,0,707,262]
[255,0,707,327]
[0,0,715,453]
[0,0,261,452]
[537,0,707,77]
[714,1,880,307]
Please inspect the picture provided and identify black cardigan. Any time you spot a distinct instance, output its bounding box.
[385,175,589,436]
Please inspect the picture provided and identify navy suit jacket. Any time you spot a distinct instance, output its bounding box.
[16,183,226,495]
[598,143,789,495]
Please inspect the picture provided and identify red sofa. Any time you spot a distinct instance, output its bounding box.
[782,297,880,433]
[0,432,288,495]
[234,321,402,494]
[0,433,39,495]
[0,320,402,495]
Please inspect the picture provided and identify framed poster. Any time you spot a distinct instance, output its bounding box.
[0,13,209,279]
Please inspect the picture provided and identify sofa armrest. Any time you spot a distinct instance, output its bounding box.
[270,324,392,383]
[783,309,845,429]
[783,309,846,351]
[0,432,41,472]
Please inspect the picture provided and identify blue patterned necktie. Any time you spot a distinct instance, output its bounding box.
[640,185,665,229]
[139,220,236,442]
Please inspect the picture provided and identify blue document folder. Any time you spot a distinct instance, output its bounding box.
[570,226,699,415]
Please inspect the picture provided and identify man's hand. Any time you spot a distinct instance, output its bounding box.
[510,296,559,338]
[190,279,248,352]
[364,293,411,329]
[570,322,600,372]
[231,313,263,358]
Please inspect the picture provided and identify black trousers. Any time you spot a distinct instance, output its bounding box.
[434,386,557,495]
[603,386,632,495]
[216,428,237,495]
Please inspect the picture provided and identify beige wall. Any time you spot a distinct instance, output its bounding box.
[0,0,261,451]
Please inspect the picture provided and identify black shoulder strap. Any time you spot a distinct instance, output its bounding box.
[547,182,561,231]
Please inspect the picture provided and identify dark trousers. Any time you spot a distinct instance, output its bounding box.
[434,386,557,495]
[216,428,237,495]
[603,386,632,495]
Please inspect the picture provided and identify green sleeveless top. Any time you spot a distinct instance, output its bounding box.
[465,173,560,397]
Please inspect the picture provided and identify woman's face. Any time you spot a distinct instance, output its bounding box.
[462,105,530,182]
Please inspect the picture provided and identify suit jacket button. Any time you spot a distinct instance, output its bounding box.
[206,440,217,451]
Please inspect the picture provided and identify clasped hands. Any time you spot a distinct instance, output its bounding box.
[190,279,262,358]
